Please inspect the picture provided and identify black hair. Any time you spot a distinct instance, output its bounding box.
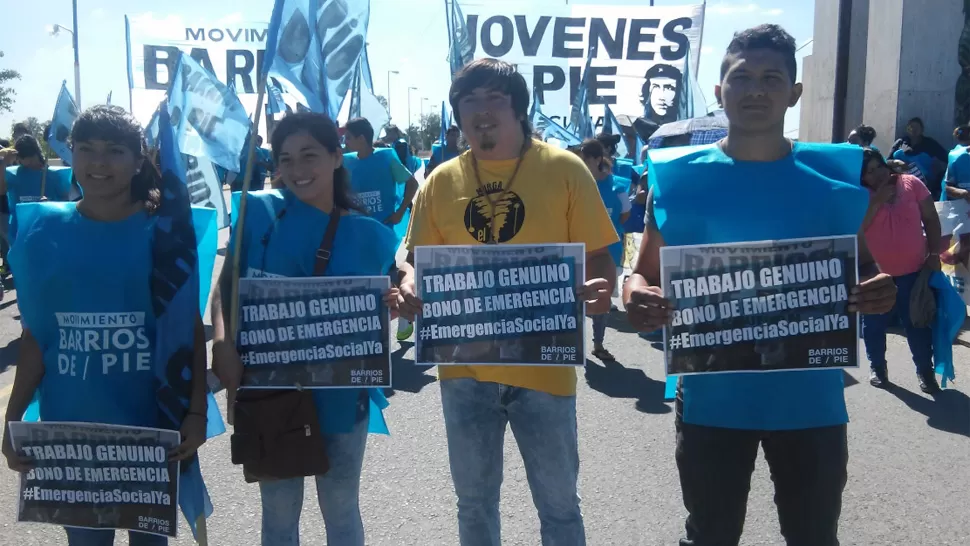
[14,135,44,162]
[579,138,606,159]
[955,125,970,143]
[449,58,532,137]
[907,117,924,129]
[0,138,9,148]
[393,139,409,165]
[270,112,367,214]
[861,147,889,184]
[855,124,876,145]
[345,117,375,143]
[71,105,161,213]
[11,123,29,138]
[446,125,460,135]
[721,24,798,84]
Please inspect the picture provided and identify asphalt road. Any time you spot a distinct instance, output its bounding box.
[0,225,967,545]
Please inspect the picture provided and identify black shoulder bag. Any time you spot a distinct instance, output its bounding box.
[229,209,342,483]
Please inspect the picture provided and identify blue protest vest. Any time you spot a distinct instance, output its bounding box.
[344,148,404,223]
[9,202,160,427]
[945,145,970,195]
[230,189,397,435]
[649,142,869,430]
[5,166,74,241]
[596,175,627,266]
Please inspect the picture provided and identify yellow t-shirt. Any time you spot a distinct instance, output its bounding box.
[405,139,620,396]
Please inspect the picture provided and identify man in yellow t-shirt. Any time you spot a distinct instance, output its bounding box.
[399,58,619,546]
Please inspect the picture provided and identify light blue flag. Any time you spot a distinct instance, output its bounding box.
[154,103,221,538]
[145,106,161,149]
[569,44,595,140]
[440,101,447,146]
[603,104,629,159]
[267,78,286,115]
[263,0,371,119]
[357,45,388,131]
[530,88,580,147]
[47,81,78,165]
[167,52,251,172]
[447,0,474,78]
[106,91,112,105]
[678,50,708,121]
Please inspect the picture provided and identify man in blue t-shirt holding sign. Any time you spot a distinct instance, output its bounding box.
[623,25,897,546]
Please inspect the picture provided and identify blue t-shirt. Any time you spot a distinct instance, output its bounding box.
[230,189,397,435]
[9,202,160,427]
[343,148,412,242]
[5,166,73,240]
[596,175,628,265]
[649,142,869,431]
[945,145,970,196]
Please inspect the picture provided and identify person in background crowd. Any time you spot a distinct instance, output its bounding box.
[0,140,13,276]
[393,139,423,175]
[624,25,896,546]
[847,124,877,150]
[1,105,208,546]
[426,125,462,176]
[944,125,970,202]
[860,148,943,393]
[344,117,419,342]
[891,117,948,198]
[398,58,617,546]
[211,112,409,546]
[579,138,630,361]
[382,125,404,144]
[0,136,73,247]
[11,123,30,142]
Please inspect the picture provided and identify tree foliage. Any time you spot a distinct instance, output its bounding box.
[0,51,22,115]
[407,112,443,152]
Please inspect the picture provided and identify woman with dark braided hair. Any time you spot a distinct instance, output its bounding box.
[1,105,209,545]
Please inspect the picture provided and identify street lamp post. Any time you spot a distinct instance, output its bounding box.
[407,86,417,139]
[387,70,399,121]
[48,5,81,107]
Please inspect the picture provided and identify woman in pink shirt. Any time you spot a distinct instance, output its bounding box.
[860,149,943,393]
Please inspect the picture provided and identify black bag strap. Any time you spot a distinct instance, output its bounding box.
[313,209,342,276]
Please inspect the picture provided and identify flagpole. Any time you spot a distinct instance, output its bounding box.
[227,82,266,425]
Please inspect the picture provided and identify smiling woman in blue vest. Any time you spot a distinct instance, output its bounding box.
[1,105,209,546]
[210,112,409,546]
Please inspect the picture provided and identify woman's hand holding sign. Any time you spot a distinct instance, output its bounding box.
[625,285,676,332]
[848,273,896,315]
[2,426,32,473]
[580,278,612,315]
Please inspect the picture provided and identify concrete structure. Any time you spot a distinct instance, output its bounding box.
[800,0,965,151]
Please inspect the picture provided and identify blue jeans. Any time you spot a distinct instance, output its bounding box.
[440,378,586,546]
[862,271,934,374]
[258,416,369,546]
[65,528,167,545]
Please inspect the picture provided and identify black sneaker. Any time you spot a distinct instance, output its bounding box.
[869,368,889,388]
[917,370,941,395]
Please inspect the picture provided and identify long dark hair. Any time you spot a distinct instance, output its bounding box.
[270,112,366,214]
[71,105,161,213]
